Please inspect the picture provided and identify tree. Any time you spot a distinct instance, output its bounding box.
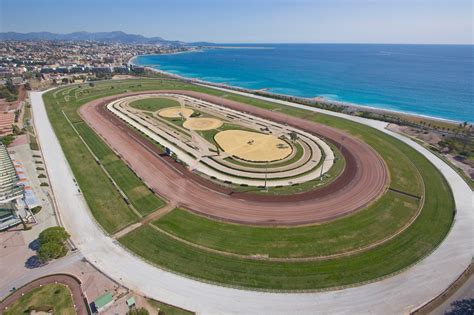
[31,206,42,214]
[39,226,69,244]
[5,79,17,94]
[37,227,70,263]
[38,241,68,262]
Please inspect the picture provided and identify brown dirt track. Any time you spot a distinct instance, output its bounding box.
[79,90,389,225]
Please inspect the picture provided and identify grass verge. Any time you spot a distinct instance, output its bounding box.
[4,284,75,315]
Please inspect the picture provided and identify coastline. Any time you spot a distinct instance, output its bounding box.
[128,48,203,66]
[129,56,464,125]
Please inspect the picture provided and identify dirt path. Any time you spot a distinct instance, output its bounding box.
[79,91,389,226]
[112,203,177,239]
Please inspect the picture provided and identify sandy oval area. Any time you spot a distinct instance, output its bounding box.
[215,130,292,162]
[158,107,194,118]
[183,117,223,130]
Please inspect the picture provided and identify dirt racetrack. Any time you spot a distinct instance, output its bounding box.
[80,90,389,225]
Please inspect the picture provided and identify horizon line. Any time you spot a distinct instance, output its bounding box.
[1,30,472,46]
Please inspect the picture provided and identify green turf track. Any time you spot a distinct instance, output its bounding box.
[74,122,165,216]
[153,192,419,258]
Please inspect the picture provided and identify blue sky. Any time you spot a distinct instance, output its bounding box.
[1,0,472,44]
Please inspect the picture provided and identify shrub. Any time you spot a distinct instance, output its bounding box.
[38,174,46,178]
[0,135,14,146]
[31,206,42,214]
[40,182,49,187]
[127,308,149,315]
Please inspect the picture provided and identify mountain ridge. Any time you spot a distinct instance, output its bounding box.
[0,31,186,45]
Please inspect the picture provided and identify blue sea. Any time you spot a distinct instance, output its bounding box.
[134,44,474,122]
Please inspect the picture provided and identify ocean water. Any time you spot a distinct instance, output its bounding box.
[134,44,474,122]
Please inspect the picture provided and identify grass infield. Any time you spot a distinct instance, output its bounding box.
[3,284,75,315]
[129,97,181,112]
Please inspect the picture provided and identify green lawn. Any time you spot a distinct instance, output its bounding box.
[147,298,194,315]
[4,284,75,315]
[129,97,181,111]
[154,191,419,258]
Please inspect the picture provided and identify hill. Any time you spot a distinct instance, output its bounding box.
[0,31,185,45]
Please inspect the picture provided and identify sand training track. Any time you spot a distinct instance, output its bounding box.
[80,90,389,225]
[215,130,292,162]
[158,107,193,118]
[183,117,223,130]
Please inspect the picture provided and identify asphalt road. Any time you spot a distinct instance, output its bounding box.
[30,89,473,315]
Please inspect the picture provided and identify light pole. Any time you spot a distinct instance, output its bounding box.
[264,161,268,191]
[338,135,345,158]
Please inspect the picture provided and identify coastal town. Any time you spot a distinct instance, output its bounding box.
[0,40,193,80]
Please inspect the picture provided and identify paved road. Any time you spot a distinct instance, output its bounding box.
[30,89,473,315]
